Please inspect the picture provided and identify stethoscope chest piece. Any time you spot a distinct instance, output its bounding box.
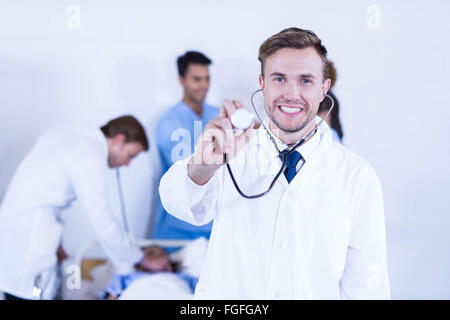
[230,108,254,130]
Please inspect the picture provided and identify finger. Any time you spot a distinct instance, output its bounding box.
[225,125,257,159]
[212,117,232,131]
[214,118,235,151]
[203,138,225,165]
[231,116,260,136]
[204,126,227,155]
[252,119,261,129]
[231,100,246,110]
[195,120,225,165]
[237,126,258,149]
[219,99,238,118]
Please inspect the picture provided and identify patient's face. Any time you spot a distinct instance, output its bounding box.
[141,246,173,273]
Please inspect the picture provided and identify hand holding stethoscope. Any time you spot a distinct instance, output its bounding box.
[188,90,334,198]
[187,99,260,186]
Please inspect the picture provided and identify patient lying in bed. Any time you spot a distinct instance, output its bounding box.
[101,246,198,300]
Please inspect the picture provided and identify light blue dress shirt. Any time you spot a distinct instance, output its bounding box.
[154,101,219,241]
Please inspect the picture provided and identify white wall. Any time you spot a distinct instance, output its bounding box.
[0,0,449,299]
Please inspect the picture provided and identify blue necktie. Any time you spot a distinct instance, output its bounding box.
[283,150,302,183]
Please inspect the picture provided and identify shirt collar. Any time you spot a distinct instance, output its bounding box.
[178,100,205,121]
[257,116,323,162]
[97,128,109,162]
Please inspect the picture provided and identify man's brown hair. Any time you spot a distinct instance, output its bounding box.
[100,115,149,151]
[258,27,329,81]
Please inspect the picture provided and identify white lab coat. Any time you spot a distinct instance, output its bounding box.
[159,117,390,299]
[0,125,143,299]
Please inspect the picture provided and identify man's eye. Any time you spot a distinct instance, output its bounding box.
[275,77,285,82]
[302,78,311,84]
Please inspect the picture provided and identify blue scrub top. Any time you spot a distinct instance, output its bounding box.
[154,101,219,240]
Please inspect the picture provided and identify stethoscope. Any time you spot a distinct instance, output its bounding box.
[116,169,135,242]
[32,274,44,299]
[225,89,334,199]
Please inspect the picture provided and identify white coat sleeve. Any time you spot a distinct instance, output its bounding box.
[159,156,221,226]
[339,164,391,299]
[68,158,143,274]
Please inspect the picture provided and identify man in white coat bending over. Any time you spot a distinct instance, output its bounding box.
[159,28,390,299]
[0,115,155,300]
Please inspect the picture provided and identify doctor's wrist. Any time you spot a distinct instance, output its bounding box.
[187,156,219,186]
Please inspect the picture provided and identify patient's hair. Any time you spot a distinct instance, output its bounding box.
[258,27,329,81]
[177,51,212,77]
[137,245,181,273]
[100,115,149,151]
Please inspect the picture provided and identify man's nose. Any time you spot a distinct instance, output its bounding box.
[282,81,302,101]
[201,79,210,89]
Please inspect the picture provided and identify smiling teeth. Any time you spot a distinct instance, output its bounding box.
[280,106,302,114]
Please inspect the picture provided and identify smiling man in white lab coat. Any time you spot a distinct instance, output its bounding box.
[0,115,155,300]
[159,28,390,299]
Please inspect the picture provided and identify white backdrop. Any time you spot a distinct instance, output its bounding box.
[0,0,449,299]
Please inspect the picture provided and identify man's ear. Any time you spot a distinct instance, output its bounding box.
[179,75,185,86]
[112,133,126,145]
[259,74,265,90]
[320,78,332,102]
[324,78,331,93]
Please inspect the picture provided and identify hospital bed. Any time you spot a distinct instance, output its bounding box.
[62,237,208,300]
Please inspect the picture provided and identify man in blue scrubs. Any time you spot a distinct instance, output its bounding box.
[153,51,218,241]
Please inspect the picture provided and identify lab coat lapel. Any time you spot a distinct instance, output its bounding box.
[285,124,332,240]
[255,130,288,188]
[255,130,329,190]
[284,116,333,189]
[287,132,329,190]
[289,140,329,183]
